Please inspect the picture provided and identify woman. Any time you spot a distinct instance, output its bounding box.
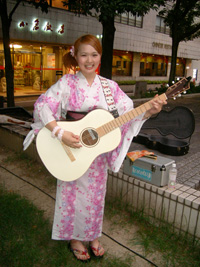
[23,34,166,261]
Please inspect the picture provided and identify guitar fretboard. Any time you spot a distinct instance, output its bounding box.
[96,93,167,137]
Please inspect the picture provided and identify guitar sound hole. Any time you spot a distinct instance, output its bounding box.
[81,128,99,147]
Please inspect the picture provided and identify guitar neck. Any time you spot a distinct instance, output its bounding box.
[96,93,167,137]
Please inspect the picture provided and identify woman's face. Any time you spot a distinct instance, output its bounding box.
[75,43,101,77]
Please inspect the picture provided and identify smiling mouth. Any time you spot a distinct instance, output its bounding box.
[85,65,94,69]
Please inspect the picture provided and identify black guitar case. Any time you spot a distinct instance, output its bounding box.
[133,106,195,156]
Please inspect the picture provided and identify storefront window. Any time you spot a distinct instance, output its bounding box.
[0,51,4,77]
[0,42,67,93]
[175,58,185,77]
[140,53,168,76]
[9,45,43,90]
[0,49,5,93]
[112,50,133,76]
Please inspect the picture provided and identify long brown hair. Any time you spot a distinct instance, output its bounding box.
[63,34,102,71]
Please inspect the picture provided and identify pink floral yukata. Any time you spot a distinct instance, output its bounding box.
[23,71,146,241]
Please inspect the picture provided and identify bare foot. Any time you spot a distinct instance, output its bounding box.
[70,240,90,261]
[90,238,105,257]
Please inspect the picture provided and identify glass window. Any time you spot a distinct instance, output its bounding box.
[121,13,128,24]
[175,58,185,77]
[0,50,5,93]
[112,50,133,76]
[115,12,143,28]
[115,14,121,23]
[140,53,168,77]
[155,16,170,35]
[1,42,67,92]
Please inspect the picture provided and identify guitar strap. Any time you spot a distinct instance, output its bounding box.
[66,76,119,121]
[99,76,119,118]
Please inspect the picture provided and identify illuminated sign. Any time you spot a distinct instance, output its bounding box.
[58,24,64,34]
[44,22,53,32]
[18,21,28,28]
[32,19,39,31]
[17,19,64,35]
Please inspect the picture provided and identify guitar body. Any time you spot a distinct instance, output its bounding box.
[36,109,121,181]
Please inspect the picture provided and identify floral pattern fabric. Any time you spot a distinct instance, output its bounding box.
[23,71,146,241]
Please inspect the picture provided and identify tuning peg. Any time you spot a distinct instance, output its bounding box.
[166,84,169,87]
[178,94,181,97]
[173,96,176,100]
[172,81,175,84]
[183,91,187,94]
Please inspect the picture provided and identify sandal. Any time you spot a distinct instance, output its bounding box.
[69,243,90,262]
[90,242,104,258]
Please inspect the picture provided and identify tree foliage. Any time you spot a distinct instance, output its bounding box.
[159,0,200,84]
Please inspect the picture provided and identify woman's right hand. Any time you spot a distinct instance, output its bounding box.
[61,130,82,148]
[46,121,82,149]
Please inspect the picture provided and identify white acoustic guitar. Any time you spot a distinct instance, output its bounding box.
[36,77,190,182]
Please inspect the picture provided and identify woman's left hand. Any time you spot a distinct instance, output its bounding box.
[143,94,167,119]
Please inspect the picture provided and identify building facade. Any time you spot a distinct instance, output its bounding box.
[0,0,200,93]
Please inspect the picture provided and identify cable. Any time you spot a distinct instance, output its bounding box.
[102,231,158,266]
[0,165,55,201]
[0,164,158,267]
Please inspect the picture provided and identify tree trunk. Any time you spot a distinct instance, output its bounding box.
[100,17,116,79]
[169,38,179,86]
[1,2,15,107]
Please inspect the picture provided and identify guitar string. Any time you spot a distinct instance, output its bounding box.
[79,103,150,143]
[72,93,171,144]
[79,110,145,143]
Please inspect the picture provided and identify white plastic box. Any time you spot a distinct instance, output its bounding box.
[123,155,175,187]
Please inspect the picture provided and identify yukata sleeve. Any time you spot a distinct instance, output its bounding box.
[33,78,66,126]
[105,81,147,173]
[23,77,67,150]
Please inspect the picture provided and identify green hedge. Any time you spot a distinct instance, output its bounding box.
[128,82,200,99]
[116,80,168,85]
[116,79,200,99]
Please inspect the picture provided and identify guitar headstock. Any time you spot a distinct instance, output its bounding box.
[165,77,191,99]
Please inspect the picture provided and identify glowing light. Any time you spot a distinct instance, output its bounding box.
[18,21,28,28]
[96,34,103,39]
[32,19,40,31]
[57,24,64,34]
[10,44,22,49]
[44,22,53,32]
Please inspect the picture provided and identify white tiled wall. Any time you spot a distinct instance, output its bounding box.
[107,170,200,240]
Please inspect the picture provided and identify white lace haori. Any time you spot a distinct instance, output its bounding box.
[23,72,146,241]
